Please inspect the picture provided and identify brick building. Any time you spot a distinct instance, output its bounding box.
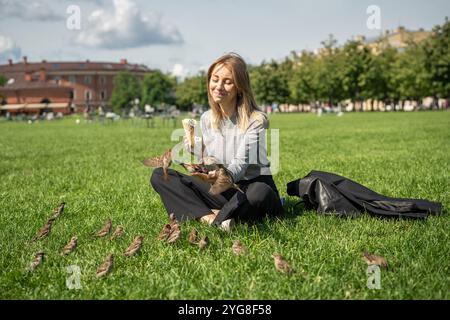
[0,57,151,114]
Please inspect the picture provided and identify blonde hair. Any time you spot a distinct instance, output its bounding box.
[206,52,266,131]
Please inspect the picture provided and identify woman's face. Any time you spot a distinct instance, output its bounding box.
[209,63,238,106]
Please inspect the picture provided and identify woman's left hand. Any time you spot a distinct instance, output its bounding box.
[192,170,218,183]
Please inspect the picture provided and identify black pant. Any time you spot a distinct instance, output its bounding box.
[150,168,283,224]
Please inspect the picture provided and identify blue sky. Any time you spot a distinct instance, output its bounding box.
[0,0,448,77]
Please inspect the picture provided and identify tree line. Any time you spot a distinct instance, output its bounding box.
[110,18,449,112]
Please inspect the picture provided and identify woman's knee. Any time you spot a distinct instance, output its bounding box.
[245,182,275,207]
[150,167,164,187]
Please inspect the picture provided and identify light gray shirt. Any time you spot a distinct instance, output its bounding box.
[193,110,271,182]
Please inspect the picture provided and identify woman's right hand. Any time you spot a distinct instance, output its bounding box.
[192,170,218,183]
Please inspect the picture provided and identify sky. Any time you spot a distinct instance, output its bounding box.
[0,0,449,78]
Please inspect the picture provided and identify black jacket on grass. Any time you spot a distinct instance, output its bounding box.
[287,170,442,218]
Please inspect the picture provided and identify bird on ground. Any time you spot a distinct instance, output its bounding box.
[198,236,209,250]
[95,219,112,237]
[158,224,171,241]
[142,149,172,180]
[51,202,65,219]
[32,217,56,241]
[110,225,124,241]
[96,254,114,278]
[362,252,388,268]
[272,253,295,275]
[62,236,77,256]
[29,251,44,272]
[168,213,178,228]
[232,240,248,256]
[167,224,181,244]
[187,228,199,244]
[123,236,144,256]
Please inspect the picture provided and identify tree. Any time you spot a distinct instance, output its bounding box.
[175,72,208,110]
[109,71,141,113]
[250,60,290,106]
[0,74,6,86]
[141,70,175,107]
[289,50,318,104]
[424,17,450,103]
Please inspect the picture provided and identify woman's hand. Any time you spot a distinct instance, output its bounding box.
[192,170,218,183]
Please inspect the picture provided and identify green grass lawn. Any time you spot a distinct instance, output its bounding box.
[0,111,449,299]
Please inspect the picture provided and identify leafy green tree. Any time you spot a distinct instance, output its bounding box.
[0,74,6,86]
[110,71,141,113]
[289,50,319,104]
[424,17,450,103]
[175,72,208,110]
[141,70,175,107]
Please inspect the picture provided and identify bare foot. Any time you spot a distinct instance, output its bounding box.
[199,212,216,225]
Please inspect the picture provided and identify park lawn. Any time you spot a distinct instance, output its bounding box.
[0,111,449,299]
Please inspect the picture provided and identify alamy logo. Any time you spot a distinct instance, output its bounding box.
[66,265,82,290]
[366,265,381,289]
[66,5,81,30]
[366,5,381,30]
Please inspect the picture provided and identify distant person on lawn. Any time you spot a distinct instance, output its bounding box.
[150,53,283,231]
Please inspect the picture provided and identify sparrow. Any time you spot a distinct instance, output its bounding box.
[123,236,144,256]
[187,228,199,244]
[51,202,65,219]
[142,148,172,180]
[209,167,243,195]
[362,252,388,268]
[96,254,114,278]
[62,236,77,255]
[272,253,295,275]
[232,240,248,256]
[29,251,44,272]
[167,224,181,244]
[32,217,56,241]
[198,236,209,250]
[180,163,209,174]
[95,219,112,237]
[110,225,124,241]
[158,224,171,241]
[182,118,197,148]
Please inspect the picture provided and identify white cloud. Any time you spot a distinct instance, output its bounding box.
[171,63,189,78]
[0,0,64,21]
[0,35,22,63]
[75,0,183,49]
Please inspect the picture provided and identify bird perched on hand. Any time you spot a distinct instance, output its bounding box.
[232,240,248,256]
[158,224,171,241]
[95,219,112,237]
[123,236,144,257]
[51,202,65,219]
[209,167,243,195]
[272,253,295,275]
[110,225,124,241]
[198,236,209,250]
[29,251,44,272]
[96,254,114,278]
[187,228,199,245]
[32,217,56,241]
[362,252,388,269]
[62,236,77,256]
[142,148,172,180]
[167,224,181,244]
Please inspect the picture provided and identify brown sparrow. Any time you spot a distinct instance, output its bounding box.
[198,236,209,250]
[187,228,199,244]
[209,167,243,195]
[142,149,172,180]
[272,253,295,274]
[158,224,171,241]
[232,240,248,256]
[167,224,181,244]
[29,251,44,272]
[123,236,144,256]
[96,254,114,278]
[362,252,388,268]
[32,217,56,241]
[51,202,65,219]
[95,219,112,237]
[109,225,124,241]
[62,236,77,256]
